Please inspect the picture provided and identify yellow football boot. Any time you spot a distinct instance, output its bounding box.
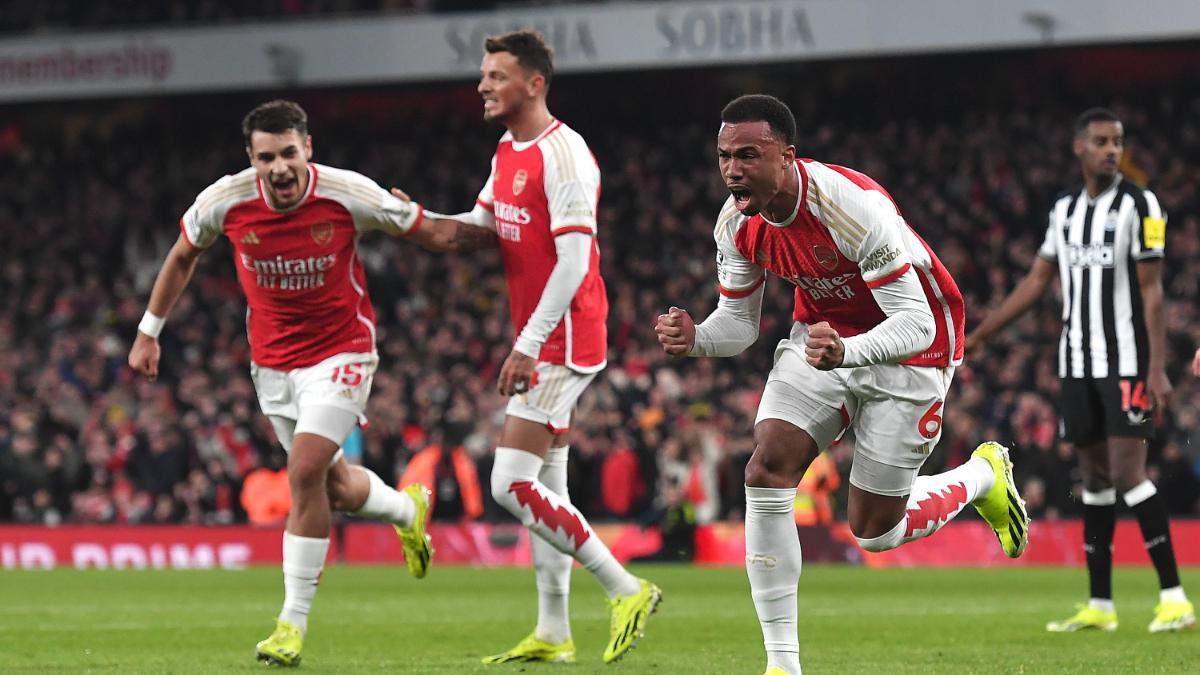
[481,633,576,664]
[1046,604,1118,632]
[970,442,1030,558]
[255,619,303,667]
[603,578,662,664]
[393,483,433,578]
[1149,600,1196,633]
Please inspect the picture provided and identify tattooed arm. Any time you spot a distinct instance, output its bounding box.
[407,214,500,253]
[387,188,499,253]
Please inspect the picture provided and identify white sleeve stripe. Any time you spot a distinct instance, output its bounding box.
[807,185,864,249]
[545,134,568,182]
[715,200,741,241]
[195,178,257,214]
[545,134,579,183]
[816,185,869,240]
[1144,190,1163,219]
[318,173,385,209]
[806,185,863,247]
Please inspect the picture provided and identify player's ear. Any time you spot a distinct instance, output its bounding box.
[1072,135,1084,159]
[782,143,797,166]
[526,71,546,97]
[304,135,313,161]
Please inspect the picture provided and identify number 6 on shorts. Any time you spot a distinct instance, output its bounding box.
[918,401,943,440]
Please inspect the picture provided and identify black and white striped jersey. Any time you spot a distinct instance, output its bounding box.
[1037,174,1166,379]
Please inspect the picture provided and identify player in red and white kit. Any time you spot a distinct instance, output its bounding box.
[397,31,660,665]
[655,95,1030,675]
[127,101,438,667]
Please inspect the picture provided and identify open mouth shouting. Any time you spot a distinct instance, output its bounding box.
[271,175,299,202]
[729,184,753,212]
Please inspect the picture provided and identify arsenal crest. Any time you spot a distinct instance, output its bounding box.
[512,169,528,196]
[311,221,334,246]
[813,245,839,271]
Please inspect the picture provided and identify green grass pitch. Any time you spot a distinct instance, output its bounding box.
[1,564,1197,673]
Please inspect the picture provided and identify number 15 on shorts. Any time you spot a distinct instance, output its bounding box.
[331,363,365,386]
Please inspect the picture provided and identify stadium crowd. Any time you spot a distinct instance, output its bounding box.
[2,51,1199,530]
[0,0,523,35]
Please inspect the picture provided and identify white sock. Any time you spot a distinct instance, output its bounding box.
[279,532,329,634]
[746,486,802,675]
[352,467,415,527]
[857,461,989,553]
[1089,598,1116,613]
[533,445,573,644]
[902,458,993,542]
[1160,586,1187,604]
[491,446,639,599]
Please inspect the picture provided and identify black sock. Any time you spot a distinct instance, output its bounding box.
[1130,490,1182,590]
[1084,503,1116,600]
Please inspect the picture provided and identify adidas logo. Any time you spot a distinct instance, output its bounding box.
[241,231,261,245]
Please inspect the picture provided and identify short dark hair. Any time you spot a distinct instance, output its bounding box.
[721,95,796,146]
[485,29,554,85]
[242,100,308,146]
[1074,107,1120,137]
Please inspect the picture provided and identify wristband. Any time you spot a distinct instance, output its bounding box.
[138,311,165,338]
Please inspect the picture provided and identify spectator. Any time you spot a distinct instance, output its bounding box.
[400,440,484,522]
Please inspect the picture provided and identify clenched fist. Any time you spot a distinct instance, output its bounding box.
[655,306,695,357]
[128,333,161,382]
[805,321,844,370]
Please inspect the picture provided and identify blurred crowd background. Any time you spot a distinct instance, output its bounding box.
[2,31,1199,532]
[0,0,495,35]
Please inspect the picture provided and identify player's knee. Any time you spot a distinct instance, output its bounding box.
[489,469,527,519]
[745,421,814,488]
[325,477,354,511]
[744,450,803,488]
[1081,472,1114,493]
[288,455,328,493]
[1114,472,1149,495]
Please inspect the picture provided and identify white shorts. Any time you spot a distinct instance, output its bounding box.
[251,352,378,453]
[755,324,955,497]
[506,362,597,433]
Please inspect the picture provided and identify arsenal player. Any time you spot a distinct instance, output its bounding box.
[128,100,437,667]
[398,30,660,665]
[654,94,1029,675]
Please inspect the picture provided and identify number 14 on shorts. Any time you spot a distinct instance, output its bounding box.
[1118,378,1149,411]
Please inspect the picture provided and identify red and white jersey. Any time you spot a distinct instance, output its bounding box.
[473,120,607,372]
[715,159,964,367]
[180,163,422,370]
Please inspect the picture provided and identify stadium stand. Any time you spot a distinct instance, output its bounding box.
[1,49,1198,528]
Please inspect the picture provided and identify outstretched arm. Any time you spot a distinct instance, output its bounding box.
[964,256,1056,355]
[128,234,204,381]
[389,188,499,253]
[408,214,500,253]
